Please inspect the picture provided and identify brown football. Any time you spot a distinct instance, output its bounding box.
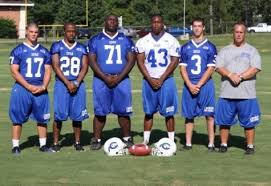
[128,144,151,156]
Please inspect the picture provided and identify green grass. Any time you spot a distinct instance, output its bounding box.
[1,34,271,185]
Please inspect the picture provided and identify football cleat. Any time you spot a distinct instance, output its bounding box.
[218,145,228,153]
[39,145,53,153]
[74,143,84,151]
[245,147,255,155]
[183,145,192,150]
[12,146,21,155]
[90,137,102,150]
[51,144,61,152]
[208,146,216,152]
[123,138,134,148]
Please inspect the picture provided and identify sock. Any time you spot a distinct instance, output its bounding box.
[167,131,175,141]
[39,138,46,147]
[186,143,192,147]
[143,131,151,144]
[97,139,101,142]
[221,143,227,147]
[123,136,131,141]
[247,144,254,148]
[208,143,215,148]
[12,139,19,148]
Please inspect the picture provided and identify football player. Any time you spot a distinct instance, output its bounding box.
[9,23,52,154]
[180,17,217,151]
[136,14,180,145]
[87,14,136,150]
[50,23,89,152]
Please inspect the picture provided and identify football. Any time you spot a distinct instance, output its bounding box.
[128,144,151,156]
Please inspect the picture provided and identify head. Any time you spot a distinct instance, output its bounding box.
[151,14,164,35]
[191,17,205,38]
[26,22,39,44]
[64,23,76,43]
[233,21,247,47]
[104,14,118,33]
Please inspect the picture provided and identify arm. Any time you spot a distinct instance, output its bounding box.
[180,65,200,95]
[116,51,135,81]
[216,67,242,85]
[137,52,160,89]
[76,55,89,84]
[197,66,215,88]
[239,67,260,80]
[52,54,76,93]
[159,56,179,83]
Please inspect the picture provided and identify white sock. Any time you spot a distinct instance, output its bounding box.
[186,143,192,147]
[167,131,175,141]
[143,131,151,144]
[39,138,46,147]
[123,136,131,141]
[12,139,19,148]
[247,144,254,148]
[208,143,215,148]
[97,139,101,142]
[221,143,227,147]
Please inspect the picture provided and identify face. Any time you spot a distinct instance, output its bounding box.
[151,16,164,35]
[233,24,246,46]
[192,20,204,38]
[64,24,76,43]
[26,25,39,43]
[105,15,118,33]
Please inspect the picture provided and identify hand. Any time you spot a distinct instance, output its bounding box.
[30,85,45,94]
[66,81,77,93]
[105,75,119,88]
[228,73,241,85]
[188,84,200,95]
[149,78,162,90]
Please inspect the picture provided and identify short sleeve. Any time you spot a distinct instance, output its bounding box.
[179,45,187,66]
[169,37,180,57]
[135,38,145,54]
[207,43,217,67]
[250,48,261,70]
[50,42,60,55]
[87,36,97,55]
[9,47,21,65]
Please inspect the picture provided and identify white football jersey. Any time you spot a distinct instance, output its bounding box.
[136,32,180,78]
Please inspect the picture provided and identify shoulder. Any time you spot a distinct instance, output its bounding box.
[206,40,216,49]
[136,34,150,46]
[219,44,233,54]
[88,33,102,44]
[245,43,259,53]
[39,44,50,54]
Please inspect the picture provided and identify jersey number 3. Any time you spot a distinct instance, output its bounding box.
[191,54,201,75]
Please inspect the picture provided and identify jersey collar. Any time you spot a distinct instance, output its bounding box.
[102,29,119,40]
[61,40,77,50]
[191,38,208,48]
[23,42,40,50]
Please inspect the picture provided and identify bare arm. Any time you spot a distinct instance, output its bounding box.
[76,55,89,84]
[88,53,107,81]
[116,51,135,82]
[180,65,199,95]
[159,56,179,83]
[239,67,260,80]
[216,67,242,85]
[197,66,215,88]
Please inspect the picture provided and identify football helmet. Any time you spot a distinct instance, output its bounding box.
[103,137,128,156]
[152,138,177,157]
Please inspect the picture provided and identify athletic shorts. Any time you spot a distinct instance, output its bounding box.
[142,77,178,117]
[54,80,89,121]
[215,98,261,128]
[9,83,50,124]
[181,79,215,119]
[93,76,132,116]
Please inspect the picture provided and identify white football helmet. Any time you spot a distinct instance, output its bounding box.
[103,137,128,156]
[152,138,177,157]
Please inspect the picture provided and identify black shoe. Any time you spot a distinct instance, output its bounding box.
[39,145,53,153]
[74,143,84,151]
[51,144,61,152]
[12,146,21,155]
[183,145,192,150]
[123,138,134,148]
[90,137,102,150]
[219,145,228,153]
[208,146,216,152]
[245,147,255,155]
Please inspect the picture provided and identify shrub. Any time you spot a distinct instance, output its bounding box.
[0,18,17,38]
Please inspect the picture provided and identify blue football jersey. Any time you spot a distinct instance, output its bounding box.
[9,43,51,85]
[180,39,217,83]
[50,40,87,81]
[87,30,135,74]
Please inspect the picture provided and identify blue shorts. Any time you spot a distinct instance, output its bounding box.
[9,83,50,124]
[93,76,132,116]
[181,79,215,119]
[54,81,89,121]
[142,77,178,117]
[215,98,261,128]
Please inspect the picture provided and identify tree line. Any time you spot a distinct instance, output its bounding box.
[28,0,271,34]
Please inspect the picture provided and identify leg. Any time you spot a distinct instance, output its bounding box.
[11,124,22,154]
[93,115,106,140]
[185,118,194,147]
[118,115,131,137]
[206,116,215,146]
[165,116,175,142]
[219,125,230,152]
[143,114,153,144]
[244,127,255,154]
[73,121,82,143]
[37,123,51,152]
[52,120,62,145]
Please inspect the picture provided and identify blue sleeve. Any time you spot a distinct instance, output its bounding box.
[207,43,217,65]
[44,48,52,65]
[180,45,187,65]
[50,42,60,55]
[87,36,97,54]
[9,46,21,65]
[126,37,136,53]
[81,44,87,55]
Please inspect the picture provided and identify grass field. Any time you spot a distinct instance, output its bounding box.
[0,33,271,185]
